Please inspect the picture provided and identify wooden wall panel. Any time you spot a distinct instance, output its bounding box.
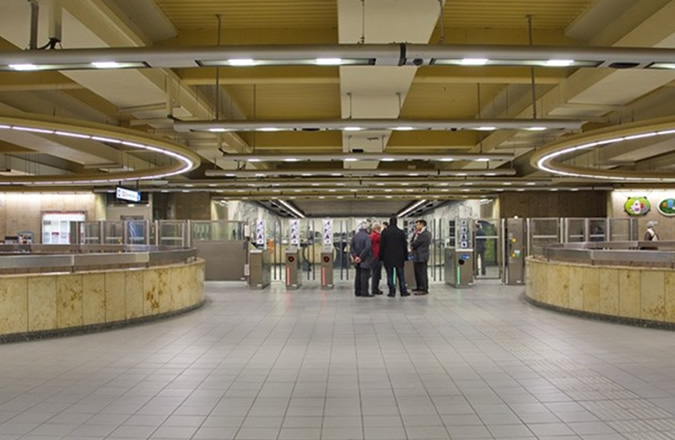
[499,191,608,218]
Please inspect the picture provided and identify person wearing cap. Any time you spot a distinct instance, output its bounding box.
[644,221,659,241]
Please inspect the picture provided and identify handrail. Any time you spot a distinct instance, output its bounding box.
[532,241,675,268]
[0,244,197,273]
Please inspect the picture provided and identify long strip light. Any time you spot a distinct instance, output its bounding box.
[174,118,581,133]
[0,117,199,185]
[532,117,675,182]
[205,169,517,178]
[1,44,675,71]
[216,153,513,162]
[276,199,305,218]
[397,199,429,218]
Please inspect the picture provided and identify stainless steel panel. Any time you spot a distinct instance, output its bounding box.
[444,248,473,288]
[194,240,247,281]
[285,248,302,289]
[249,249,271,289]
[505,218,525,285]
[320,249,334,289]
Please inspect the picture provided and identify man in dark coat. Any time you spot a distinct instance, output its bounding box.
[411,219,431,295]
[350,221,374,297]
[379,217,409,297]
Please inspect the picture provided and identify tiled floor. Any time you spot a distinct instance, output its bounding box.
[1,280,675,440]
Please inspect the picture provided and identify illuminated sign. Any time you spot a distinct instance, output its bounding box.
[116,187,141,202]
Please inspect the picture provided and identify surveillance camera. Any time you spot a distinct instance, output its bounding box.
[412,58,424,66]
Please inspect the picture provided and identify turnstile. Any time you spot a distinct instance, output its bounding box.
[320,248,334,289]
[285,247,302,289]
[445,248,474,288]
[404,259,415,289]
[248,249,271,289]
[504,218,526,285]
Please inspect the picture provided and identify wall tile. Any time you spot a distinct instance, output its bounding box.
[56,274,83,329]
[568,265,584,311]
[599,269,619,316]
[82,273,105,325]
[105,272,126,322]
[618,269,641,319]
[641,270,666,321]
[125,270,144,319]
[582,267,601,313]
[0,277,28,334]
[666,272,675,322]
[28,276,57,331]
[143,269,160,315]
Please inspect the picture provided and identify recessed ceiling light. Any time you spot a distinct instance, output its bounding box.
[381,157,395,162]
[316,58,343,65]
[527,126,547,131]
[526,182,536,185]
[258,127,281,132]
[284,158,299,162]
[227,58,256,66]
[9,64,39,71]
[408,173,419,176]
[91,61,121,69]
[301,173,313,177]
[378,173,390,176]
[475,158,489,162]
[477,126,496,131]
[208,128,228,132]
[393,126,414,131]
[456,173,467,176]
[344,157,358,162]
[344,126,362,131]
[248,158,261,162]
[503,182,512,186]
[332,173,342,177]
[440,158,454,162]
[546,59,575,67]
[461,58,489,66]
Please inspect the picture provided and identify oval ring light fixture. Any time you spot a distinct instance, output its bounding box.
[0,114,200,185]
[531,116,675,182]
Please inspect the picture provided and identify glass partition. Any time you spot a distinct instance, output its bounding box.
[528,218,561,255]
[126,220,149,245]
[103,221,125,245]
[564,218,586,242]
[475,218,500,279]
[79,221,102,244]
[190,221,245,242]
[609,218,637,241]
[158,221,186,247]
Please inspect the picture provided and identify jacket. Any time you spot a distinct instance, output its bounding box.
[379,224,408,267]
[370,230,381,258]
[350,229,374,269]
[411,228,432,263]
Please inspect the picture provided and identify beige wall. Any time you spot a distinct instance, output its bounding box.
[173,192,211,220]
[610,189,675,241]
[0,193,105,243]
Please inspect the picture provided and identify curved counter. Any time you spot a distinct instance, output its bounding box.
[0,245,205,341]
[526,241,675,327]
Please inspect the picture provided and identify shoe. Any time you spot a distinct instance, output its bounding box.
[414,291,428,296]
[374,291,383,295]
[355,293,361,297]
[387,294,395,297]
[401,293,410,297]
[412,289,423,293]
[361,294,375,297]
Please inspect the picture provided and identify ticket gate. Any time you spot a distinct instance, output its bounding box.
[248,249,271,289]
[445,248,474,288]
[404,259,415,289]
[320,247,334,289]
[503,218,526,285]
[285,247,302,289]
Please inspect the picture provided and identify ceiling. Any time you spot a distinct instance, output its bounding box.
[0,0,674,217]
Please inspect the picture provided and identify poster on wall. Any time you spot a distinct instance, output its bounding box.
[657,198,675,216]
[624,196,651,216]
[322,218,333,246]
[255,219,265,246]
[289,219,300,246]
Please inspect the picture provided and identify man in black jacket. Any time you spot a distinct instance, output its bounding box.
[379,217,409,297]
[411,219,431,295]
[350,221,374,297]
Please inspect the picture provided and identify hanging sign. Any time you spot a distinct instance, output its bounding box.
[323,218,333,245]
[255,219,265,246]
[657,198,675,216]
[289,219,300,246]
[624,196,651,216]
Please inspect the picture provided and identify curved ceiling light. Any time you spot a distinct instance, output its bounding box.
[531,116,675,182]
[0,115,200,185]
[1,44,674,71]
[174,118,582,133]
[216,153,513,162]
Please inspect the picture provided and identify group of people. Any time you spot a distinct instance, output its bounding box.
[350,217,431,298]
